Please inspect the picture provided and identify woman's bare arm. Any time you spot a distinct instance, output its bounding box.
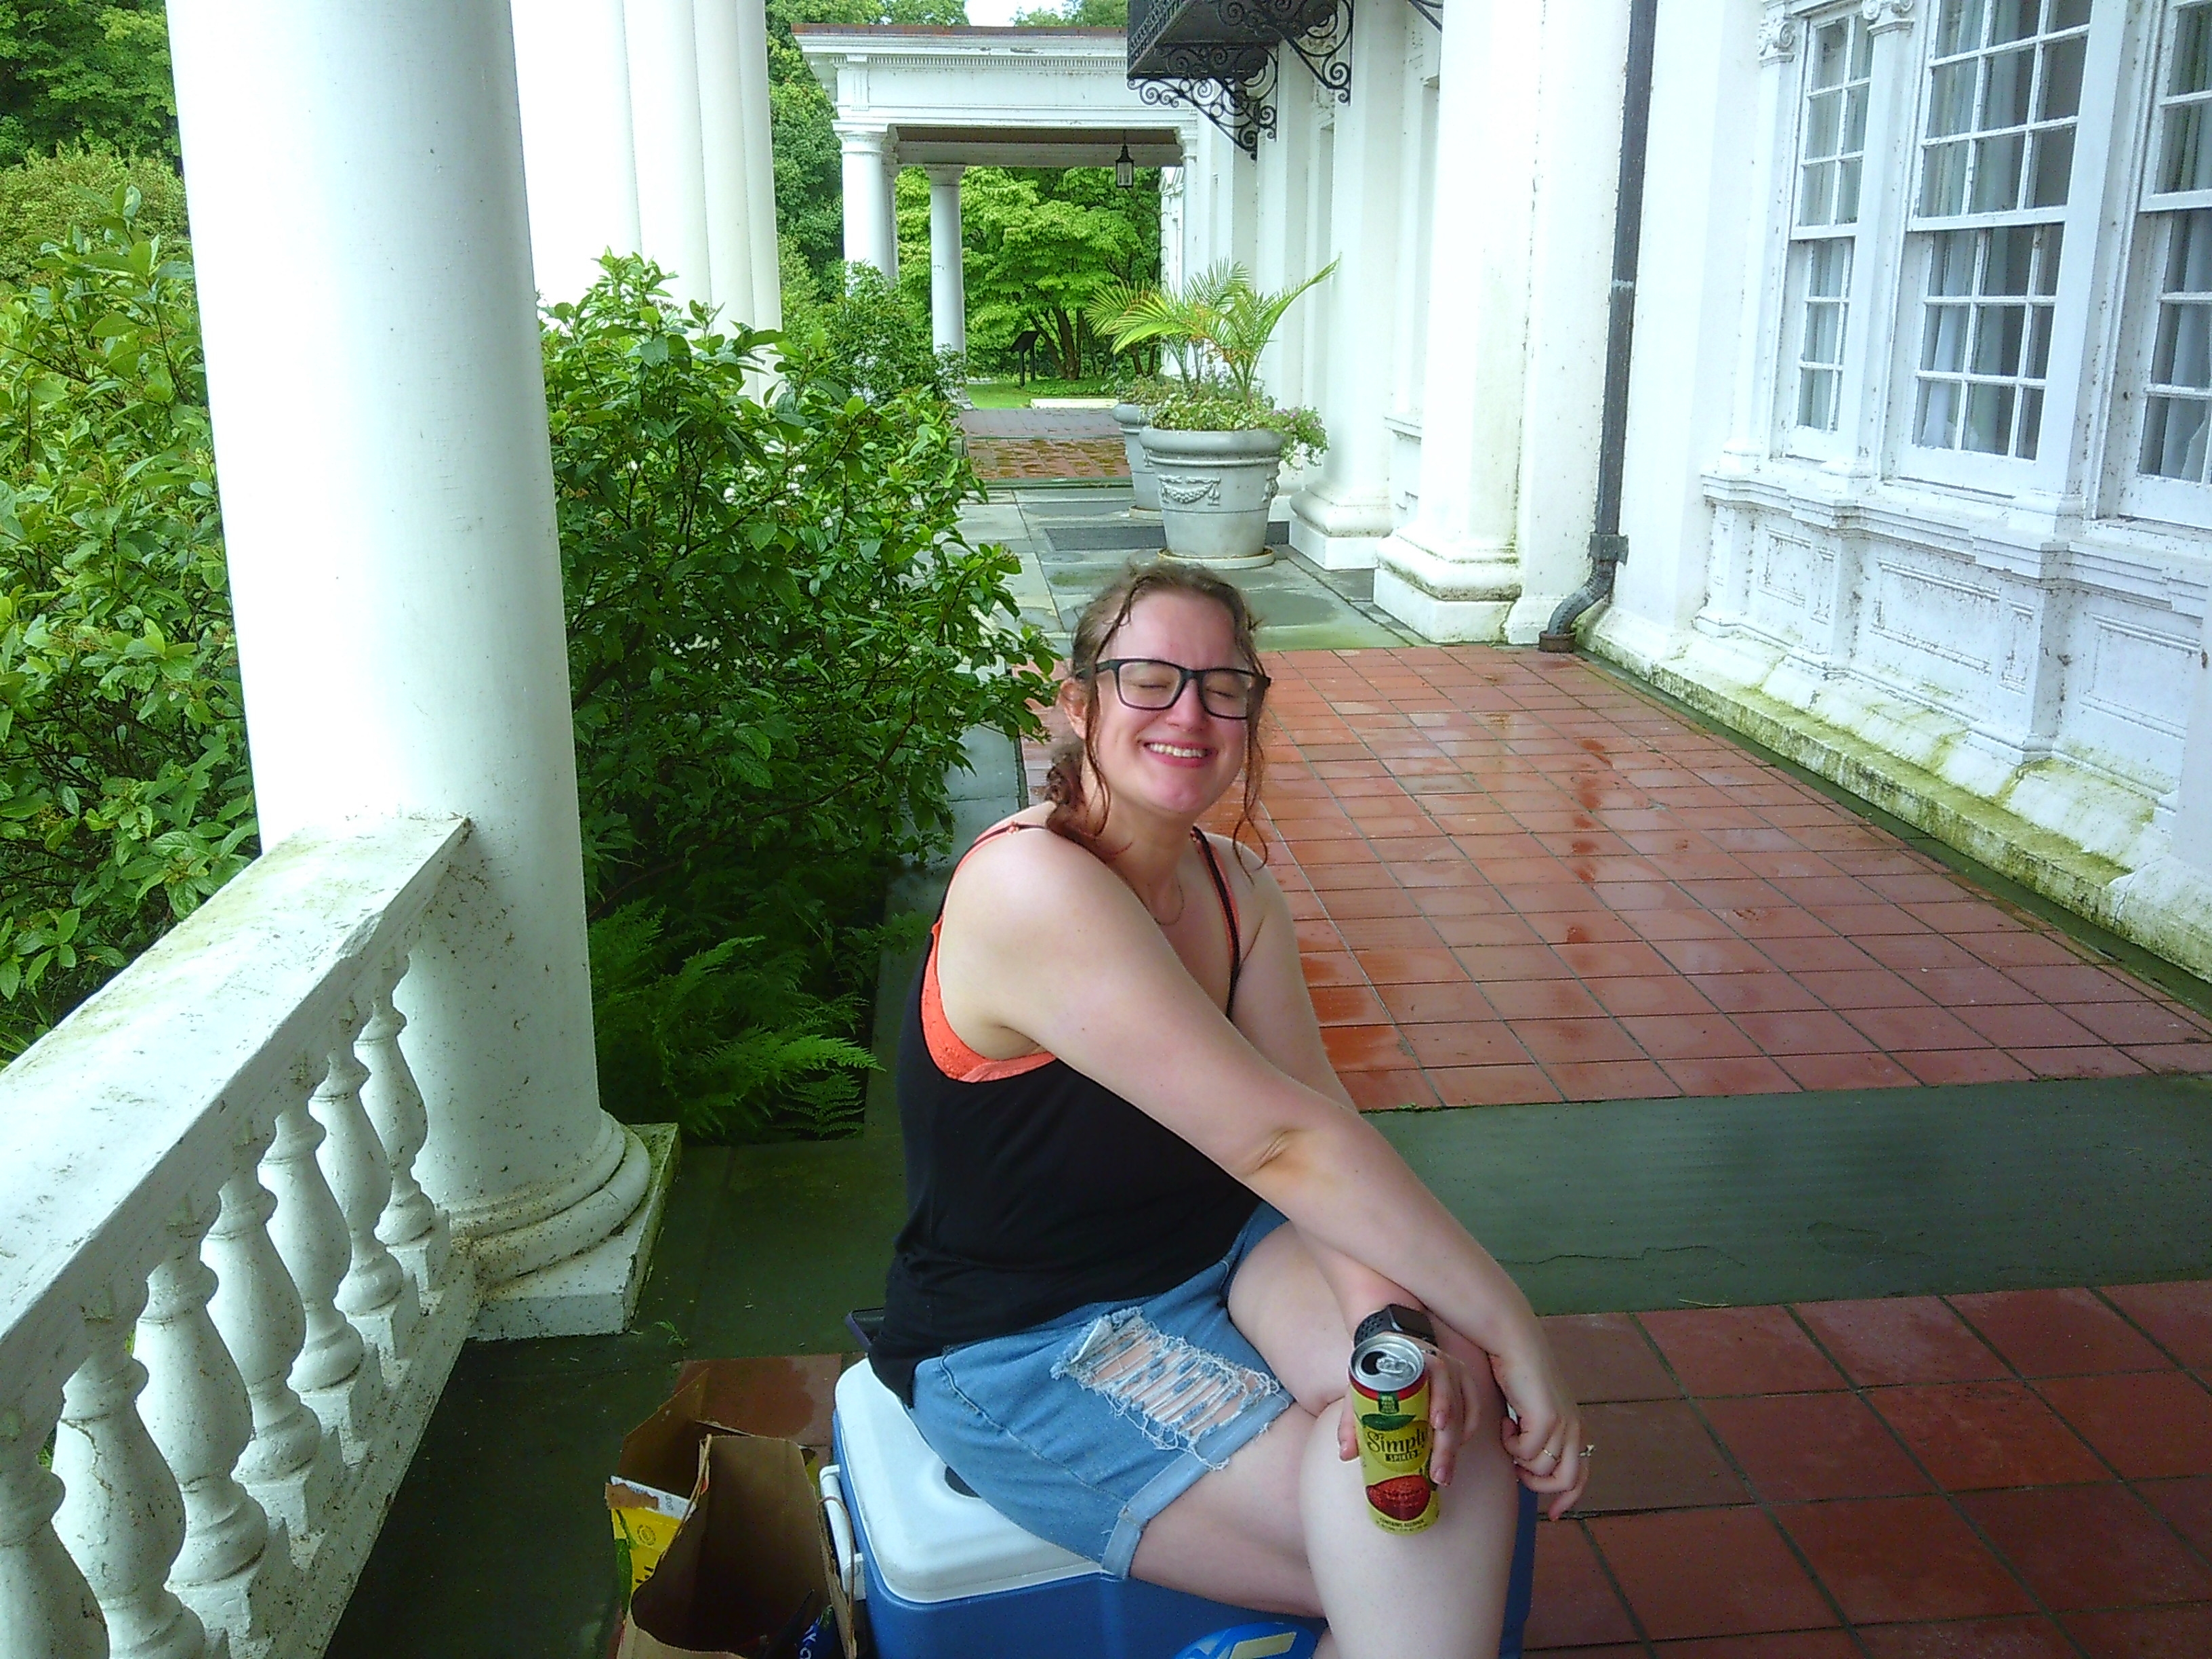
[939,830,1539,1374]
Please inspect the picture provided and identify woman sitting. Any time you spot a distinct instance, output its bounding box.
[869,562,1587,1658]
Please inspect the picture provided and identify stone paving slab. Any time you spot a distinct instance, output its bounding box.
[958,405,1123,438]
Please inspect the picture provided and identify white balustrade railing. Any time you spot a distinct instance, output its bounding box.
[0,817,478,1659]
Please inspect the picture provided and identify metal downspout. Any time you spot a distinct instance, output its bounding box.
[1539,0,1658,653]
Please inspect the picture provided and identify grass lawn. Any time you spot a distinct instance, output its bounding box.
[966,377,1120,408]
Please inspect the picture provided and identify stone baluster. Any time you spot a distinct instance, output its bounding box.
[357,965,451,1298]
[54,1275,214,1659]
[136,1195,289,1647]
[263,1067,382,1454]
[204,1120,341,1539]
[312,1000,420,1364]
[0,1376,105,1659]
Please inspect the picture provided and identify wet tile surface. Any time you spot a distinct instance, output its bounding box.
[1193,648,2212,1110]
[1528,1280,2212,1654]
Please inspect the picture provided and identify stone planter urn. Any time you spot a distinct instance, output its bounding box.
[1113,402,1160,510]
[1141,426,1284,569]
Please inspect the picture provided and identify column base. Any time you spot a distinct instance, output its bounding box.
[1374,525,1523,643]
[470,1121,679,1340]
[1286,488,1391,571]
[1504,594,1576,647]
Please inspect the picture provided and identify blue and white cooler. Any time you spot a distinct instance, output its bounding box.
[825,1361,1536,1659]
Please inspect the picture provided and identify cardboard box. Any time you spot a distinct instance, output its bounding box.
[617,1433,857,1659]
[609,1357,848,1601]
[609,1357,857,1659]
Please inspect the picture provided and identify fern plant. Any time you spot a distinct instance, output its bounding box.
[588,903,880,1143]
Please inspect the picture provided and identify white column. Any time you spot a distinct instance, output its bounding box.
[926,165,966,357]
[626,0,714,308]
[167,0,654,1320]
[734,0,783,328]
[1290,4,1406,571]
[839,123,893,276]
[695,0,758,326]
[1159,164,1186,293]
[1374,0,1540,640]
[1500,0,1629,641]
[510,0,641,308]
[881,152,903,285]
[1600,0,1764,656]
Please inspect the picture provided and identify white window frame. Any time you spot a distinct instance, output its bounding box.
[1781,7,1878,462]
[1884,0,2128,497]
[2106,0,2212,525]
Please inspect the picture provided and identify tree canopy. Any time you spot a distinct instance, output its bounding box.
[0,1,178,167]
[899,164,1158,379]
[1013,0,1128,25]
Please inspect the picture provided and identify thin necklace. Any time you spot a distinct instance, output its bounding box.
[1147,869,1187,928]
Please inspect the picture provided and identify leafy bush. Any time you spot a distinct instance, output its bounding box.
[589,903,879,1142]
[1150,387,1328,467]
[779,262,960,403]
[1,146,188,287]
[0,191,250,1057]
[546,254,1052,1138]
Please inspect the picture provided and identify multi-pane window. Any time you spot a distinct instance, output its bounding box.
[1790,16,1872,434]
[1908,0,2088,462]
[2154,1,2212,197]
[2138,5,2212,489]
[1914,225,2062,456]
[1919,0,2089,218]
[2142,211,2212,480]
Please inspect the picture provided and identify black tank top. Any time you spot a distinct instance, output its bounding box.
[870,826,1258,1404]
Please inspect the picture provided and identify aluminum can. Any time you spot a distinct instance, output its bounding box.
[1349,1331,1439,1533]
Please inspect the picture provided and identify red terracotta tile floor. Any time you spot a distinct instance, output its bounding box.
[1526,1283,2212,1655]
[966,436,1130,482]
[1213,647,2212,1109]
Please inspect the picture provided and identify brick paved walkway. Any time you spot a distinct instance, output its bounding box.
[1246,647,2212,1110]
[966,436,1130,482]
[1530,1279,2212,1656]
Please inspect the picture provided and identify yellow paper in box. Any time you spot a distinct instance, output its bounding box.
[608,1477,692,1600]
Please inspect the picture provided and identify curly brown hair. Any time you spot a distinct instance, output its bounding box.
[1043,560,1270,863]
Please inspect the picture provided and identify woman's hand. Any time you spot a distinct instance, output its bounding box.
[1331,1328,1503,1492]
[1489,1330,1589,1519]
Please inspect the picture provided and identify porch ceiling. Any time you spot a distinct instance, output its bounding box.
[892,123,1183,169]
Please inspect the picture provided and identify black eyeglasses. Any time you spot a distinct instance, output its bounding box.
[1088,657,1270,720]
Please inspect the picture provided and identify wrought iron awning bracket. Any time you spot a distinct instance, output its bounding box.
[1406,0,1440,31]
[1284,0,1352,102]
[1134,45,1277,156]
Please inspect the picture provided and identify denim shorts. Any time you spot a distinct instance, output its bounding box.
[905,1204,1293,1578]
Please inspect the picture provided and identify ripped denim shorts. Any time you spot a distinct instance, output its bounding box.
[905,1203,1292,1578]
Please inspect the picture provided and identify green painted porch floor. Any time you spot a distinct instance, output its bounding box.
[328,513,2212,1657]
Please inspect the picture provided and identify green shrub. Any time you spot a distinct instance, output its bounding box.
[0,191,249,1058]
[589,903,879,1142]
[0,147,188,287]
[780,262,960,403]
[546,254,1052,1139]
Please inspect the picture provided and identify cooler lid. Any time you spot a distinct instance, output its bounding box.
[834,1361,1099,1605]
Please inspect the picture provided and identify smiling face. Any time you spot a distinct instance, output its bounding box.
[1064,588,1253,830]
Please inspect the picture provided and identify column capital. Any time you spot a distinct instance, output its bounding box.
[1860,0,1917,34]
[834,121,890,157]
[922,163,966,186]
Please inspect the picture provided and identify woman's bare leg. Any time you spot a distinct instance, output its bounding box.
[1130,1223,1521,1658]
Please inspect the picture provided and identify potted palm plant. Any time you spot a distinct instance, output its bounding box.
[1105,261,1335,568]
[1089,269,1233,514]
